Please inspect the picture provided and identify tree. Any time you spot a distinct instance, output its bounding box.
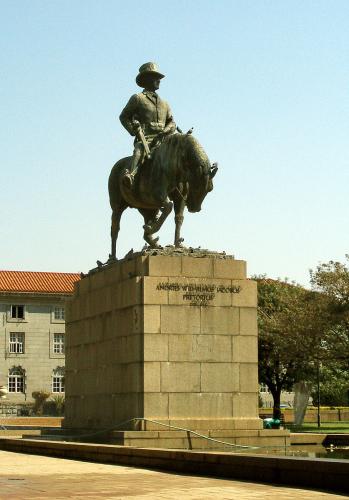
[257,276,331,419]
[310,256,349,370]
[310,255,349,307]
[32,390,51,416]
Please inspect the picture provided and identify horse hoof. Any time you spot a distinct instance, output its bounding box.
[145,235,160,248]
[174,238,184,248]
[149,237,160,248]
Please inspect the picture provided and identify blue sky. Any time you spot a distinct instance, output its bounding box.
[1,1,348,285]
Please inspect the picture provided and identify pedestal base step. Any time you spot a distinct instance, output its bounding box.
[108,428,290,450]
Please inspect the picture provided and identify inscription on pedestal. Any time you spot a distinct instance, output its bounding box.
[156,281,241,306]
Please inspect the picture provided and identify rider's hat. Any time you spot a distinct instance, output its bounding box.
[136,62,165,88]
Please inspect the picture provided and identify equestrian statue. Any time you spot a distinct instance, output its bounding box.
[108,62,217,259]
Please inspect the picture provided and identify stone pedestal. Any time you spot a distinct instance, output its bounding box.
[64,252,289,447]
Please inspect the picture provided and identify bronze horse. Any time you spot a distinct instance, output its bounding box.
[108,132,217,259]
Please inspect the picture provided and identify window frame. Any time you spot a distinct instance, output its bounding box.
[51,305,65,324]
[53,333,65,354]
[52,367,65,393]
[54,306,65,321]
[9,332,25,354]
[8,304,26,322]
[8,367,25,393]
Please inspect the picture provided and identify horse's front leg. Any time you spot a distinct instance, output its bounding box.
[139,209,161,248]
[143,197,173,235]
[173,195,186,247]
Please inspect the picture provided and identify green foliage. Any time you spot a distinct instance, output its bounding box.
[310,255,349,307]
[289,422,349,434]
[311,367,349,407]
[51,394,65,416]
[256,275,332,418]
[32,390,51,416]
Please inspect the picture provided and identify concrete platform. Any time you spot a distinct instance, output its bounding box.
[0,437,348,494]
[290,433,325,445]
[0,449,344,499]
[0,417,63,426]
[0,429,41,438]
[40,425,290,449]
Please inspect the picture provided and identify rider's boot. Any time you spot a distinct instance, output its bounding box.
[124,168,137,189]
[124,146,142,189]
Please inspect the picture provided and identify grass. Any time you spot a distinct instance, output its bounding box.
[286,422,349,433]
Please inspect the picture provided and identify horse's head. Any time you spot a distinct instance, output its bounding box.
[183,136,218,213]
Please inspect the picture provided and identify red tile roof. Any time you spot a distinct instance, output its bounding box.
[0,271,80,295]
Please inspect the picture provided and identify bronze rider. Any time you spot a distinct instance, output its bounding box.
[119,62,176,187]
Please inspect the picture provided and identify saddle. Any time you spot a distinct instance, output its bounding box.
[120,158,151,209]
[120,135,167,208]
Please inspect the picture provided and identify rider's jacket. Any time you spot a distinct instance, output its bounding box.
[119,90,176,142]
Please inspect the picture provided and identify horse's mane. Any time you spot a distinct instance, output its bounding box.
[151,133,210,177]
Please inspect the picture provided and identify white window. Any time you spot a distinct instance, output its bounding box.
[52,367,65,393]
[53,333,65,354]
[54,307,65,321]
[9,332,25,354]
[8,367,25,393]
[11,305,24,319]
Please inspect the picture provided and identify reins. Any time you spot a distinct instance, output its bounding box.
[175,186,186,201]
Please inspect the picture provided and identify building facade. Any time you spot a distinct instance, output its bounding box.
[259,384,294,408]
[0,271,80,403]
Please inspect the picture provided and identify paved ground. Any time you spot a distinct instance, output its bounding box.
[0,450,345,499]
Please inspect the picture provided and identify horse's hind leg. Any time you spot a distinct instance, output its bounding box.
[173,195,185,247]
[110,206,126,260]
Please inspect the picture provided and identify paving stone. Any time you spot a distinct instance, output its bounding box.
[0,450,343,499]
